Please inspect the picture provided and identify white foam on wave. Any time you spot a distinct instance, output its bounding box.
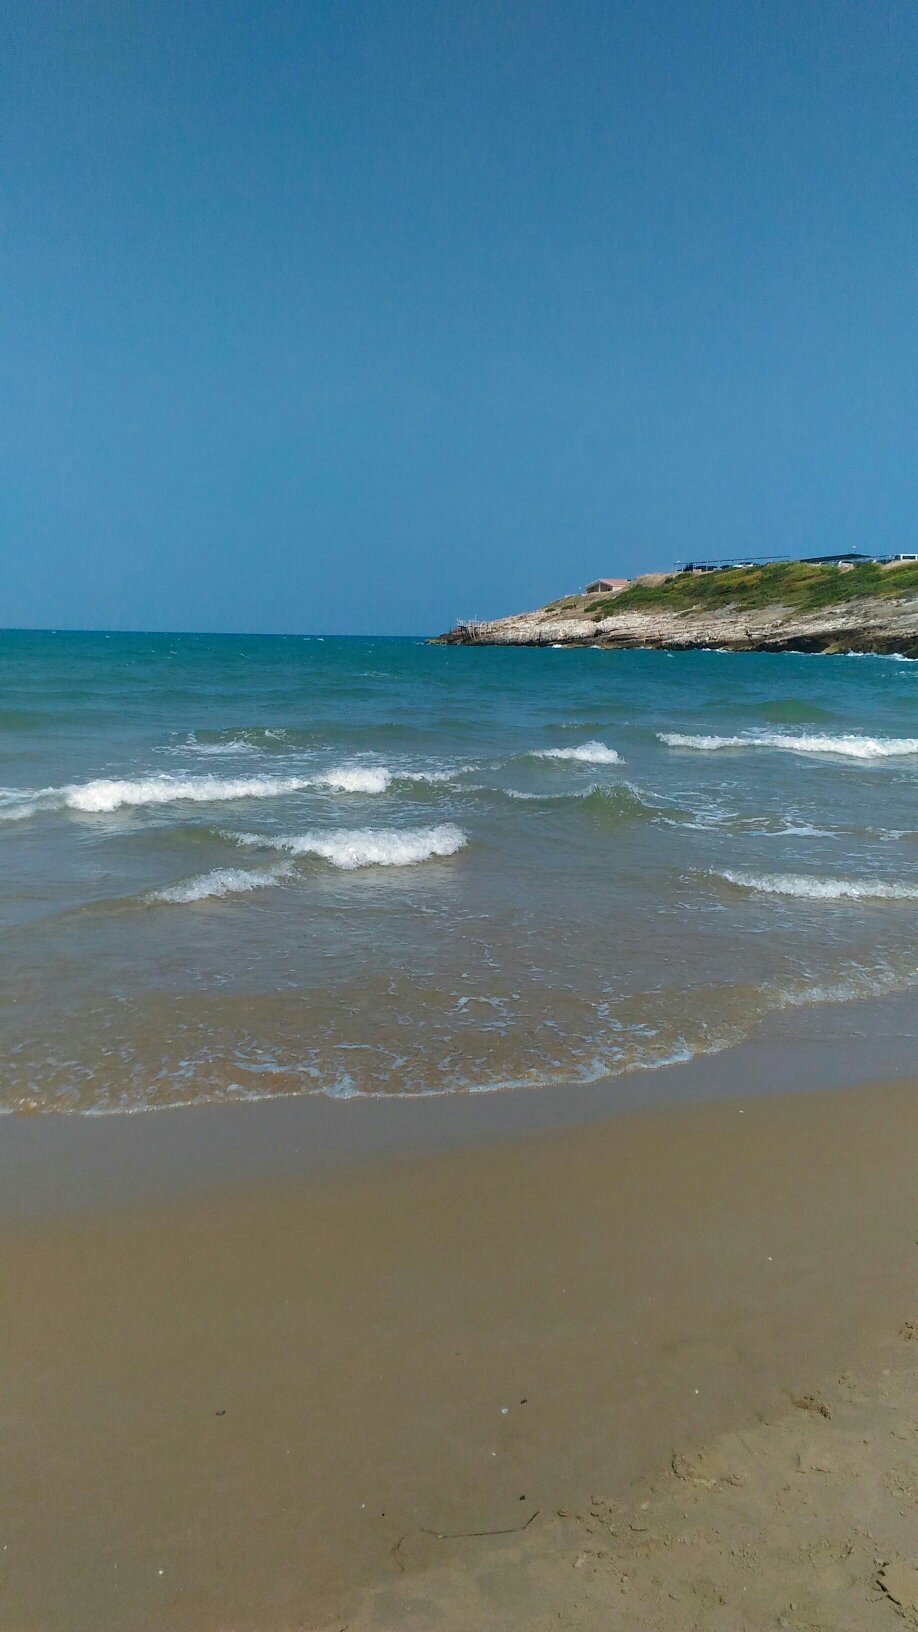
[229,823,467,869]
[0,787,47,821]
[762,822,836,838]
[0,760,466,821]
[61,766,394,812]
[149,863,294,904]
[659,731,918,759]
[178,739,257,757]
[498,779,656,812]
[66,774,316,812]
[398,767,471,785]
[316,766,391,793]
[715,870,918,900]
[842,651,914,663]
[502,787,571,801]
[532,740,622,764]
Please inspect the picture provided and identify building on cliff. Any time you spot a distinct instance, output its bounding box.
[681,551,872,574]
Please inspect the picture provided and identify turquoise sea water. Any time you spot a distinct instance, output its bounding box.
[1,630,915,1112]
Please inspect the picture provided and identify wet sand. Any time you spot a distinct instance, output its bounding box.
[1,1065,916,1630]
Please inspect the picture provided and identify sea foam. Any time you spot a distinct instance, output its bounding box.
[659,731,918,759]
[532,740,622,764]
[715,870,918,900]
[230,823,467,869]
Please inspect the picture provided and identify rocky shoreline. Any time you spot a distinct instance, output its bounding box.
[433,591,918,657]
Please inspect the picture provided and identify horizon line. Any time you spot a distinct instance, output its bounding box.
[0,626,432,640]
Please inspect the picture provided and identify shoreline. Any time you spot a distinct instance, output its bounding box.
[2,1020,916,1628]
[1,983,914,1222]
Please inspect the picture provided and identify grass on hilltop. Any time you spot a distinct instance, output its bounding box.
[590,559,918,619]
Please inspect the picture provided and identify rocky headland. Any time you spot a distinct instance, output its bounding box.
[433,561,918,657]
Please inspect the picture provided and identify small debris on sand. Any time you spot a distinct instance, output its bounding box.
[345,1333,916,1629]
[792,1392,832,1418]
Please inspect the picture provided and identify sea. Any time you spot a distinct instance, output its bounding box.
[1,629,915,1114]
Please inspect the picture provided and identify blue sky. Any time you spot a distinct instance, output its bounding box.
[1,1,915,633]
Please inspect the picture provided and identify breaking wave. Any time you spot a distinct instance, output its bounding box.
[714,870,918,901]
[0,787,44,822]
[397,768,470,785]
[227,823,467,870]
[318,766,391,793]
[2,765,397,818]
[659,731,918,759]
[149,863,294,904]
[68,774,318,811]
[531,740,622,764]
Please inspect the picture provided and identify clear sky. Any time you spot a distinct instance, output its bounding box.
[1,1,915,634]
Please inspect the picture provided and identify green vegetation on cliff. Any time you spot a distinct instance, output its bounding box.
[594,560,918,619]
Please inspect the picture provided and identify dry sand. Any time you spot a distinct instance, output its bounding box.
[343,1324,918,1631]
[1,1076,915,1630]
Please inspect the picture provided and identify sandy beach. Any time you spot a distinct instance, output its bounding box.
[2,1057,915,1631]
[7,3,917,1627]
[344,1323,918,1630]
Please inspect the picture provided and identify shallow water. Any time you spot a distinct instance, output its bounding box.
[1,630,915,1112]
